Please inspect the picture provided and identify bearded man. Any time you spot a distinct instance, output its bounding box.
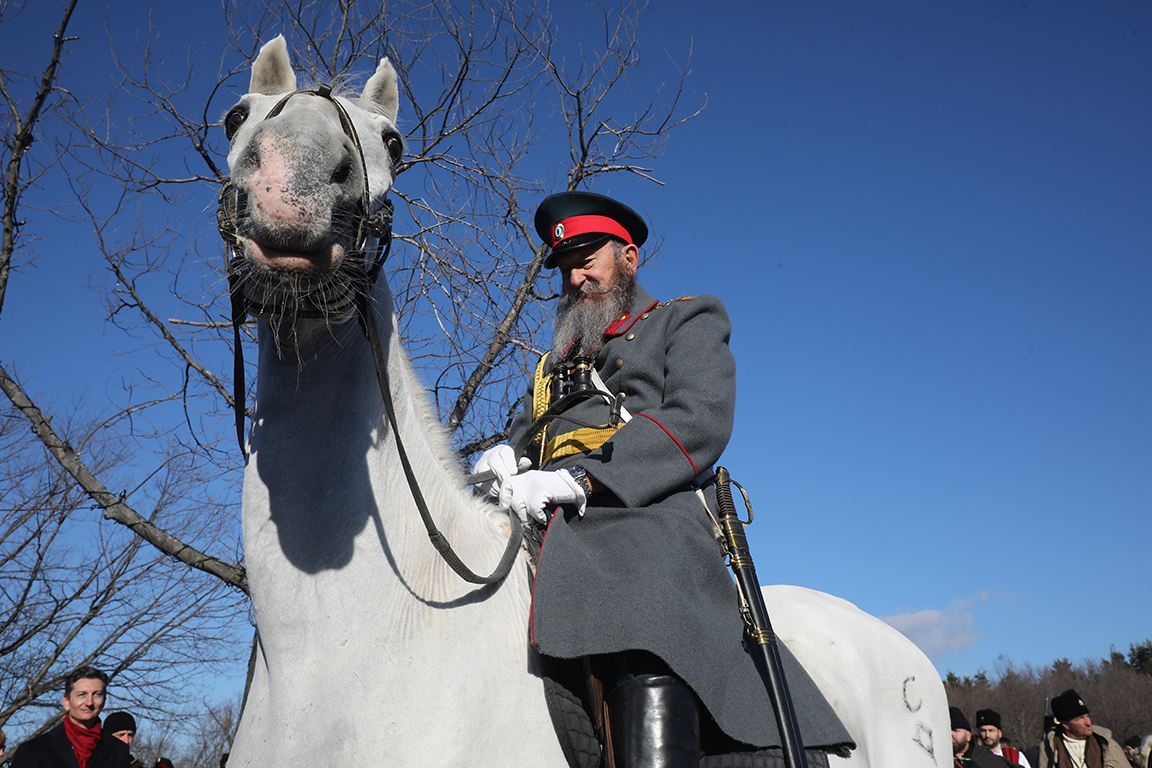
[474,191,850,768]
[977,709,1031,766]
[953,707,1014,768]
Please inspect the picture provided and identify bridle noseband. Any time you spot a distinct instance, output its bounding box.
[218,84,521,587]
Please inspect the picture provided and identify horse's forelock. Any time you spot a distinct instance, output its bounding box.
[293,72,357,99]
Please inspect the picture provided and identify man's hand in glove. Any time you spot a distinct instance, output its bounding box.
[497,469,587,524]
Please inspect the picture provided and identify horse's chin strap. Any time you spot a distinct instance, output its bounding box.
[224,210,393,461]
[227,233,519,586]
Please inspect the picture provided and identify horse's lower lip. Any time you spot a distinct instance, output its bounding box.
[247,240,340,272]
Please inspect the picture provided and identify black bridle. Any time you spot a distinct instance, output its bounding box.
[219,84,521,586]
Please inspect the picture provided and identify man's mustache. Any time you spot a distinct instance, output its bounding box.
[575,282,614,297]
[576,282,612,294]
[558,281,614,313]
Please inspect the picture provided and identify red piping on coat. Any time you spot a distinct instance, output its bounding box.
[640,413,697,475]
[528,508,560,649]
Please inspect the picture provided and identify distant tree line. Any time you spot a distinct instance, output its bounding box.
[945,640,1152,749]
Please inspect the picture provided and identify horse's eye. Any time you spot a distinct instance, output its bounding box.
[224,106,250,140]
[384,132,403,165]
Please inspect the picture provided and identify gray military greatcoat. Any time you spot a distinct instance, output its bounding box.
[509,284,850,752]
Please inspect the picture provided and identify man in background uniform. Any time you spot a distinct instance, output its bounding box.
[978,708,1031,766]
[953,707,1013,768]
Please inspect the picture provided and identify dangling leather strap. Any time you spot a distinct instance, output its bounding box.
[230,283,248,457]
[357,286,522,585]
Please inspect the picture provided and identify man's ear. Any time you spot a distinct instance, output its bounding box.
[622,243,640,273]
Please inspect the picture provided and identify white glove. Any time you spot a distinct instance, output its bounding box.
[471,444,530,498]
[497,469,587,524]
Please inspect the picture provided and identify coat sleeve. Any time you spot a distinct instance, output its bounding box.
[581,295,736,508]
[1103,734,1129,768]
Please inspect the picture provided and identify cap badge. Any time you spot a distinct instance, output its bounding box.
[553,223,565,241]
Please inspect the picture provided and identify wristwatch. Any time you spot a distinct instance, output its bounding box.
[567,466,594,497]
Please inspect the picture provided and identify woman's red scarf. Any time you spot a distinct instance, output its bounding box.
[63,716,102,768]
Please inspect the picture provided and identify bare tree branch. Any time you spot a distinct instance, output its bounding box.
[0,364,248,593]
[0,0,78,314]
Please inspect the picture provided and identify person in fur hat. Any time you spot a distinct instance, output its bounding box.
[1038,689,1127,768]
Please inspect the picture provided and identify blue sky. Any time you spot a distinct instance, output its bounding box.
[617,0,1151,680]
[2,0,1149,701]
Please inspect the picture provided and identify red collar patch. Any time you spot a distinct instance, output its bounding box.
[604,299,659,337]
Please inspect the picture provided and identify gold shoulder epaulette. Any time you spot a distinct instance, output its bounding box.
[655,295,697,309]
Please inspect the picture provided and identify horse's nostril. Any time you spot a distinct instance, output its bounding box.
[331,159,353,186]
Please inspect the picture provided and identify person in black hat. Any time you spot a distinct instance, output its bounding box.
[977,708,1032,766]
[953,706,1015,767]
[102,712,136,748]
[102,712,143,768]
[472,190,850,767]
[1039,689,1127,768]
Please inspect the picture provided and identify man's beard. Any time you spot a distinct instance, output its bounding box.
[552,268,635,363]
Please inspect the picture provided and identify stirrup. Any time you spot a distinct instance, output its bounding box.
[607,675,701,768]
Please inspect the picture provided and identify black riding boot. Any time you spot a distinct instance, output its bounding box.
[607,675,701,768]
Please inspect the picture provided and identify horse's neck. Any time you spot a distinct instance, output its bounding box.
[244,283,515,608]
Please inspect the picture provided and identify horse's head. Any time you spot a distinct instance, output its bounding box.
[220,35,403,321]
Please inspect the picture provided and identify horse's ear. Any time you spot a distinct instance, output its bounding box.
[361,58,399,122]
[250,35,298,96]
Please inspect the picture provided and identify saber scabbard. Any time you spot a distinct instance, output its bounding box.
[715,466,809,768]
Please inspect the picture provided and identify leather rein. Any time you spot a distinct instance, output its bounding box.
[218,84,521,586]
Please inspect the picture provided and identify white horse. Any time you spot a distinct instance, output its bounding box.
[222,35,949,768]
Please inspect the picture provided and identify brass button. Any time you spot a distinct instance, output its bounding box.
[618,392,627,401]
[615,358,624,368]
[625,332,635,341]
[640,312,650,319]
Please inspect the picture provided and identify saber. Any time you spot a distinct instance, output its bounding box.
[714,466,809,768]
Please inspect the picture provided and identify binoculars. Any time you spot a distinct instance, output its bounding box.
[551,356,596,402]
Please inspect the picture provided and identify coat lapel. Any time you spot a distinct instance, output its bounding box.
[48,723,81,768]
